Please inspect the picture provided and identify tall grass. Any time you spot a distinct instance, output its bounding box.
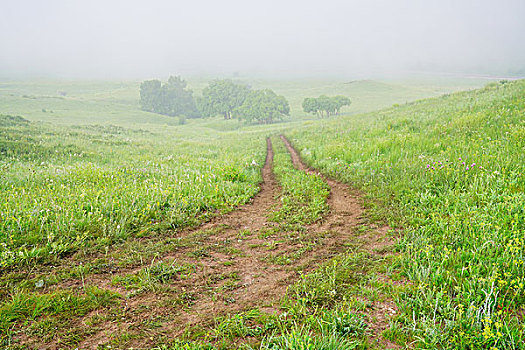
[288,80,525,347]
[0,116,266,267]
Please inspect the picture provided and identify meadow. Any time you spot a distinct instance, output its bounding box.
[288,79,525,348]
[0,76,486,126]
[1,76,523,349]
[0,117,268,268]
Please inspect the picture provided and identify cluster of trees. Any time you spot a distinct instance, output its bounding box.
[198,80,289,124]
[140,77,289,124]
[197,80,250,120]
[140,76,200,118]
[233,89,289,124]
[302,95,351,118]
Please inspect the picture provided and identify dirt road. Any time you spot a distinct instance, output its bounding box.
[20,136,399,349]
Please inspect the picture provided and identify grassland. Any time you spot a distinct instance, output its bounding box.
[0,76,488,126]
[0,116,269,268]
[287,79,525,348]
[1,76,523,349]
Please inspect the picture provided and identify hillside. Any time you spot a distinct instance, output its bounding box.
[287,79,525,348]
[0,79,523,349]
[0,77,489,126]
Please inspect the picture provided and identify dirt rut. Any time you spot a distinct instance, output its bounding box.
[19,136,400,349]
[71,137,356,349]
[280,135,364,235]
[280,135,400,348]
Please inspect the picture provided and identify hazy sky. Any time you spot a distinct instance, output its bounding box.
[1,0,524,78]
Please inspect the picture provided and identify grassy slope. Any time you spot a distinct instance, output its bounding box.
[0,117,267,267]
[0,77,488,126]
[1,77,517,349]
[250,77,489,117]
[288,79,525,348]
[0,80,178,126]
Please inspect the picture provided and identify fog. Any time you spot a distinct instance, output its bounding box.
[1,0,524,79]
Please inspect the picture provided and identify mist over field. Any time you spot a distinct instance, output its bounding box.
[0,0,525,350]
[1,0,525,79]
[3,1,525,349]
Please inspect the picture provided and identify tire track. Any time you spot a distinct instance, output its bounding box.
[280,134,401,349]
[73,137,285,349]
[18,136,401,349]
[73,137,356,349]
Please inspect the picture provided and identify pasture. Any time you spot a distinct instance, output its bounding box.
[2,77,523,349]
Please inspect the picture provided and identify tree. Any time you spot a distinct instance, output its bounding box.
[234,89,290,124]
[302,97,320,117]
[302,95,351,118]
[198,80,250,119]
[333,95,351,114]
[161,76,200,118]
[140,79,162,113]
[316,95,336,117]
[139,76,200,118]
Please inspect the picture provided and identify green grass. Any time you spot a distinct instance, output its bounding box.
[0,77,488,127]
[112,260,196,294]
[287,79,525,348]
[0,115,266,267]
[270,136,330,227]
[0,76,519,349]
[0,286,119,346]
[259,328,364,350]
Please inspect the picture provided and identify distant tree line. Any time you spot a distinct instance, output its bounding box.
[302,95,351,118]
[140,77,289,124]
